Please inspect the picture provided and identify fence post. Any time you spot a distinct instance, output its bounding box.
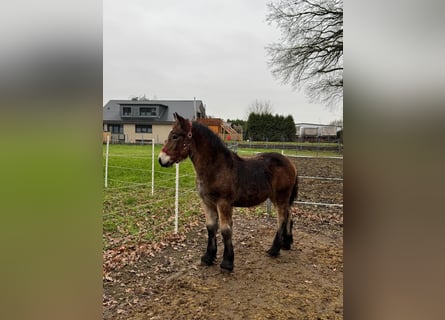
[266,198,272,216]
[105,135,110,188]
[151,139,155,196]
[174,163,179,234]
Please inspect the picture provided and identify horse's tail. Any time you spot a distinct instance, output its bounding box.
[289,174,299,206]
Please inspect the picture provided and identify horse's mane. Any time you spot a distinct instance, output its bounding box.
[192,121,235,159]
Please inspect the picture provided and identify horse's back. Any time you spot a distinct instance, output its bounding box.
[256,151,293,165]
[254,152,296,176]
[231,152,296,207]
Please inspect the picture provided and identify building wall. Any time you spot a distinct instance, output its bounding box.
[103,132,111,143]
[152,124,173,143]
[220,132,243,142]
[103,122,173,144]
[125,123,173,144]
[296,125,337,138]
[123,124,150,143]
[197,118,243,141]
[103,122,245,143]
[207,125,220,135]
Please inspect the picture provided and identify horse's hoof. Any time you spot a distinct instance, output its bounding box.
[220,261,234,272]
[220,267,233,274]
[281,243,291,250]
[201,254,215,266]
[266,248,280,257]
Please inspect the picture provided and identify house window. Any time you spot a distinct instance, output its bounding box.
[109,124,123,134]
[140,107,157,116]
[122,107,131,116]
[135,125,152,133]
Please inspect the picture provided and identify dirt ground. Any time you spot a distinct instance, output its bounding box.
[103,157,343,319]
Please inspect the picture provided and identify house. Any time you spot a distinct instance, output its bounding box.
[197,118,243,142]
[103,99,206,144]
[295,123,342,142]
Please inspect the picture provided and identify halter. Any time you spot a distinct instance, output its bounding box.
[183,120,193,152]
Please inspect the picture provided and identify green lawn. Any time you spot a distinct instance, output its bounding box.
[103,144,196,189]
[103,144,199,249]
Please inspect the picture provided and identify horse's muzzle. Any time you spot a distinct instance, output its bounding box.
[158,152,173,167]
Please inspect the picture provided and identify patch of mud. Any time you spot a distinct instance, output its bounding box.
[104,212,342,320]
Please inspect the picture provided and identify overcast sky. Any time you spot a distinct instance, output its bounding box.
[104,0,343,124]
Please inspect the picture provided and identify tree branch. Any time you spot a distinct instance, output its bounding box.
[266,0,343,106]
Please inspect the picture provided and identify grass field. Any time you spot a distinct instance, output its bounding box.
[103,144,195,189]
[103,144,200,250]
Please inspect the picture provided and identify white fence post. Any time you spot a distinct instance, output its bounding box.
[174,163,179,234]
[151,139,155,196]
[105,135,110,188]
[266,198,272,216]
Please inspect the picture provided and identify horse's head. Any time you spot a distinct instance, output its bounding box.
[158,113,193,167]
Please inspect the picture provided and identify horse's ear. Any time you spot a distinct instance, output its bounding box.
[173,113,188,127]
[173,112,185,122]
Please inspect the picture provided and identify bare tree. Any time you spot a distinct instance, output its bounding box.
[247,99,274,116]
[266,0,343,106]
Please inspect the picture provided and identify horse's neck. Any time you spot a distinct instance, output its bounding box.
[189,143,212,178]
[189,135,229,179]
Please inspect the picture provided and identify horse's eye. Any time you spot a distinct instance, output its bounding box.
[171,134,179,141]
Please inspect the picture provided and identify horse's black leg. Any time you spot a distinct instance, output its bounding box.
[218,202,234,272]
[267,202,292,256]
[281,219,294,250]
[220,228,234,272]
[201,204,218,266]
[201,223,217,265]
[267,223,285,257]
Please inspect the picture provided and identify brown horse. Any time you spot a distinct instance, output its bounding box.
[159,113,298,272]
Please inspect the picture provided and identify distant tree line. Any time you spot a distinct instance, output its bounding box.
[228,113,296,142]
[246,113,296,142]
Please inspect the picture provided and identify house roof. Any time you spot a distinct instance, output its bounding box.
[295,123,336,127]
[103,99,205,123]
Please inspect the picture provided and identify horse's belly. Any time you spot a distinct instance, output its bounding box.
[232,192,269,208]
